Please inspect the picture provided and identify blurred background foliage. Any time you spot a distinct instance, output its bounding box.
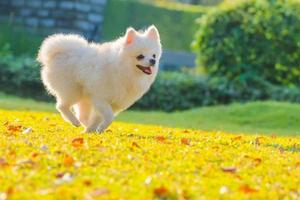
[144,0,223,6]
[102,0,207,51]
[193,0,300,86]
[0,0,300,112]
[0,23,44,56]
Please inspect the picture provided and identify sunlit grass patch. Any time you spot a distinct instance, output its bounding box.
[0,109,299,199]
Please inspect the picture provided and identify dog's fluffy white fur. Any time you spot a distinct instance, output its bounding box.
[37,25,161,133]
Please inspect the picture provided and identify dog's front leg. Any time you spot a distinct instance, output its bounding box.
[84,101,113,133]
[96,102,114,133]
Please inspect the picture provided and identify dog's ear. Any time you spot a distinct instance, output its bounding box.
[125,27,136,45]
[146,25,160,41]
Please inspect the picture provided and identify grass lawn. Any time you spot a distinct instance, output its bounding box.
[0,109,299,199]
[1,93,300,136]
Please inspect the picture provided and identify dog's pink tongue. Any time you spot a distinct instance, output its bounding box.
[144,67,152,74]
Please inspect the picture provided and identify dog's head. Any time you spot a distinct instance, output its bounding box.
[122,25,162,76]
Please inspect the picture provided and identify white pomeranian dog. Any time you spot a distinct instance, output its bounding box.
[37,25,161,133]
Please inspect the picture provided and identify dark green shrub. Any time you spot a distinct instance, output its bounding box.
[193,0,300,86]
[133,72,212,111]
[208,76,273,102]
[0,45,50,100]
[134,72,300,111]
[269,87,300,102]
[103,0,207,51]
[0,22,44,56]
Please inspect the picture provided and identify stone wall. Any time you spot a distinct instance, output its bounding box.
[0,0,107,41]
[161,51,195,70]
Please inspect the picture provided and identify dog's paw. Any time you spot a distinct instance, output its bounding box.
[96,127,105,134]
[84,124,107,134]
[83,126,101,133]
[83,127,95,133]
[72,121,81,127]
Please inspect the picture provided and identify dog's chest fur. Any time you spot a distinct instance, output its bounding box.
[110,73,153,114]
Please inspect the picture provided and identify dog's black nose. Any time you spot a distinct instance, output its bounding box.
[149,59,156,66]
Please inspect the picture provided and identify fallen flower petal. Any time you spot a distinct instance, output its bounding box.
[22,127,32,134]
[154,186,168,197]
[220,186,229,194]
[181,138,190,145]
[239,185,258,193]
[221,166,237,173]
[155,136,166,142]
[63,155,74,167]
[71,137,84,148]
[89,188,110,198]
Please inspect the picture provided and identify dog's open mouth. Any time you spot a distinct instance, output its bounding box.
[136,65,152,75]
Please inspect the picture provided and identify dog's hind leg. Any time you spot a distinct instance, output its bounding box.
[84,100,113,133]
[56,100,81,127]
[75,99,92,127]
[84,112,101,133]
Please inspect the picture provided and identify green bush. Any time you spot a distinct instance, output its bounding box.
[193,0,300,86]
[134,72,300,111]
[0,45,49,100]
[133,72,212,111]
[0,22,43,56]
[102,0,206,51]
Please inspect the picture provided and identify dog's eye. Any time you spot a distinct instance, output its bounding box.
[136,54,145,60]
[153,54,156,58]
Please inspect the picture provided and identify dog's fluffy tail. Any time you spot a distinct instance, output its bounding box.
[37,34,88,66]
